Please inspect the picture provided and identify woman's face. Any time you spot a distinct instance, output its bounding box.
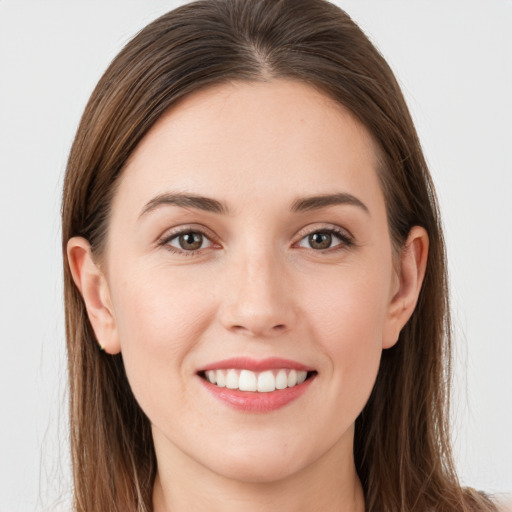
[95,80,406,482]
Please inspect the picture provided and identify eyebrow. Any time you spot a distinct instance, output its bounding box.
[139,192,229,218]
[290,193,369,214]
[139,191,369,219]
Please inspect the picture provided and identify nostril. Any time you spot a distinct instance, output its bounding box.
[229,323,287,335]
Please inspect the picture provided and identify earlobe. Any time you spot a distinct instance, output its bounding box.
[66,237,121,354]
[383,226,429,349]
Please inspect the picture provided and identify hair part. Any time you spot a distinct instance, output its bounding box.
[62,1,497,511]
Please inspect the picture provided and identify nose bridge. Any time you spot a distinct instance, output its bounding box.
[220,239,295,337]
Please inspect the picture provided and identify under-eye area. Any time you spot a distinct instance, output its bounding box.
[198,369,318,393]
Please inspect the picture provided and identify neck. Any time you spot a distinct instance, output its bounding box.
[152,430,365,512]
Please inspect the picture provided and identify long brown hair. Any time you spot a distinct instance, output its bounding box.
[61,1,497,511]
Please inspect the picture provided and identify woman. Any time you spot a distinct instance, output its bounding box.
[62,0,498,510]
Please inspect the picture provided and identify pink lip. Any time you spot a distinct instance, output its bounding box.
[197,357,317,413]
[199,357,314,372]
[198,375,316,413]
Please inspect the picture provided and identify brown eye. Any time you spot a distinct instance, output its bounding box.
[297,229,352,251]
[178,232,203,250]
[166,230,212,252]
[307,232,332,250]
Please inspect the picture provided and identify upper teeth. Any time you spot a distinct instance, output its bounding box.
[205,369,308,392]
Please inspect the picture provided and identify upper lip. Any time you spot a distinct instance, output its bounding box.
[199,357,315,373]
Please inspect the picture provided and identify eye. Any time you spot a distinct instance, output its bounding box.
[296,228,352,251]
[162,230,215,254]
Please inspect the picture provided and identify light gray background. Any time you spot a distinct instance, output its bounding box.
[0,1,511,511]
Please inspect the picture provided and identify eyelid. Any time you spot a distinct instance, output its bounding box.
[157,224,221,253]
[293,223,354,241]
[294,228,355,256]
[156,222,355,256]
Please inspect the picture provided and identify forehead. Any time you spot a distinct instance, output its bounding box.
[116,79,383,216]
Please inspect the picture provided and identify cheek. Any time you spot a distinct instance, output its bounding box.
[109,265,215,405]
[305,260,390,342]
[301,262,391,404]
[113,263,214,347]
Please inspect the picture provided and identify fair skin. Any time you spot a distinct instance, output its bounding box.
[68,80,428,512]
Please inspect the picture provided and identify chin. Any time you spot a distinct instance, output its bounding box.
[196,432,319,485]
[210,455,306,485]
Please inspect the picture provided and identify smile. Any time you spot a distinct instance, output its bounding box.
[202,368,309,392]
[197,358,317,412]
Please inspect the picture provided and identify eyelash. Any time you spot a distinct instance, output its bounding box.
[158,226,354,256]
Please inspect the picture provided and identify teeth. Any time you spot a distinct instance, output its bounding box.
[288,369,297,387]
[257,370,275,393]
[216,369,226,387]
[204,368,308,392]
[275,369,288,389]
[226,369,239,389]
[239,369,257,391]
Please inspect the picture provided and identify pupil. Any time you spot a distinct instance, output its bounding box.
[180,232,202,250]
[310,232,331,249]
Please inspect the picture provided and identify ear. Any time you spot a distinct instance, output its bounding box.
[382,226,429,349]
[66,237,121,354]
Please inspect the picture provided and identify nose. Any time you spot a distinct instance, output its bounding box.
[218,247,297,338]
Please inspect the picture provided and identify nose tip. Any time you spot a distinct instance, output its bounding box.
[221,291,295,338]
[218,257,296,338]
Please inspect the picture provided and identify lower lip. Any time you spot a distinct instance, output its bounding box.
[198,374,316,413]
